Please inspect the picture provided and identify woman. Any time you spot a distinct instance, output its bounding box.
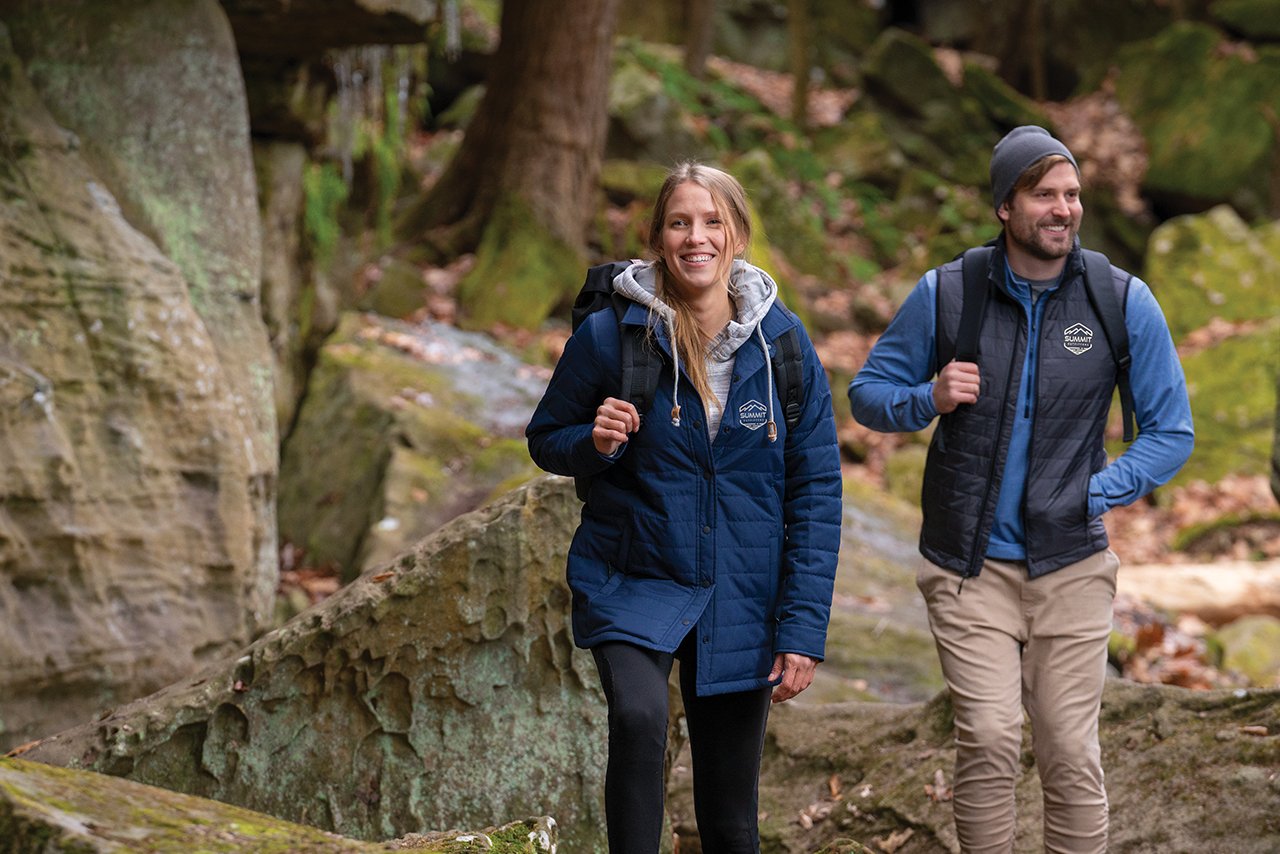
[526,162,842,853]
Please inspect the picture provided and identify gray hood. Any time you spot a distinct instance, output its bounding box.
[612,259,784,442]
[612,259,779,362]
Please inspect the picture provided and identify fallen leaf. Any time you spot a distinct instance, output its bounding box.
[874,828,914,852]
[924,767,952,802]
[1241,725,1269,737]
[5,739,43,757]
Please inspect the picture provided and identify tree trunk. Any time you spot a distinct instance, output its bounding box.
[406,0,620,259]
[684,0,716,80]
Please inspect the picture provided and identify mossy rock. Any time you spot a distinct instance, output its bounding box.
[860,28,956,118]
[278,314,544,580]
[1143,205,1280,342]
[1176,321,1279,485]
[1214,615,1280,687]
[1212,0,1280,39]
[859,29,994,187]
[959,60,1049,129]
[733,148,833,277]
[813,110,906,188]
[1114,22,1280,211]
[357,257,426,318]
[456,197,586,330]
[599,158,670,202]
[606,41,714,163]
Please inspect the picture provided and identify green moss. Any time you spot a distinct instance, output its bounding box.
[1114,23,1280,203]
[1175,324,1278,485]
[1144,206,1280,342]
[1212,0,1280,39]
[960,61,1048,129]
[303,162,350,270]
[456,197,585,330]
[599,159,669,201]
[1172,510,1280,554]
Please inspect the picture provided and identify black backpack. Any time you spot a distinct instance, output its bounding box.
[956,243,1136,441]
[569,261,806,499]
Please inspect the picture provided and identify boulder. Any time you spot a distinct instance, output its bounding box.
[0,15,273,751]
[1176,322,1280,485]
[1212,0,1280,40]
[1216,615,1280,688]
[669,681,1280,852]
[0,755,557,853]
[17,476,610,851]
[277,312,544,581]
[1142,205,1280,340]
[1114,22,1280,217]
[220,0,434,58]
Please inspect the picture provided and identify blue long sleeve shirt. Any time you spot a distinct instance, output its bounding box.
[848,261,1194,560]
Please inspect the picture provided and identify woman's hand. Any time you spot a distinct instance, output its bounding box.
[769,653,819,703]
[592,397,641,455]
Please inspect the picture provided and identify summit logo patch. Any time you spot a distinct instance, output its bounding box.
[738,399,767,431]
[1063,323,1094,355]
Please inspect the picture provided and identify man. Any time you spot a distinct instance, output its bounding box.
[848,126,1193,853]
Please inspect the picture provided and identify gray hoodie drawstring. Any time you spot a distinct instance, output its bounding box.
[757,324,777,442]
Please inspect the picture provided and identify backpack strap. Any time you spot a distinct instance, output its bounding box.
[771,327,805,431]
[1082,249,1136,442]
[612,292,662,424]
[571,261,631,331]
[956,246,994,364]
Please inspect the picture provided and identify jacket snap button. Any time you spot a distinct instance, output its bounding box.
[701,579,711,588]
[702,525,711,533]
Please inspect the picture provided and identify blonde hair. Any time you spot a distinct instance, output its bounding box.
[646,162,752,407]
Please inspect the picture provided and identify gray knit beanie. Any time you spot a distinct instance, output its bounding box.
[989,125,1078,212]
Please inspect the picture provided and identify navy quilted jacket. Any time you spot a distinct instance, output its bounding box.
[527,291,842,696]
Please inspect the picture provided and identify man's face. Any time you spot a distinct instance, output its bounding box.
[998,161,1082,264]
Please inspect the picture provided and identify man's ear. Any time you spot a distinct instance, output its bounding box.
[996,201,1011,224]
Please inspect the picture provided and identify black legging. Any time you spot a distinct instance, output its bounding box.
[591,633,773,854]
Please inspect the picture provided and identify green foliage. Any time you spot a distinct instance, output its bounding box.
[302,162,349,269]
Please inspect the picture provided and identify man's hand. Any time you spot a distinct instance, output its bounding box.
[933,360,981,414]
[769,653,818,703]
[592,397,641,455]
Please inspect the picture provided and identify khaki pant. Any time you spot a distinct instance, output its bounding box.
[917,549,1120,854]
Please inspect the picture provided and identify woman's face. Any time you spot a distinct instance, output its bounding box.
[659,181,738,299]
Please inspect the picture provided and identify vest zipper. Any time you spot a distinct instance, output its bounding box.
[964,318,1023,580]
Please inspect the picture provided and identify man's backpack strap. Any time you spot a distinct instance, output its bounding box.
[956,246,994,365]
[1082,249,1136,442]
[772,327,805,432]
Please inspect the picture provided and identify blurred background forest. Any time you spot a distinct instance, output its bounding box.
[1,0,1279,851]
